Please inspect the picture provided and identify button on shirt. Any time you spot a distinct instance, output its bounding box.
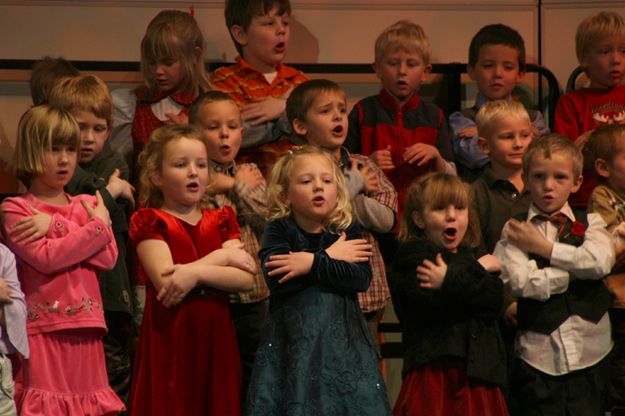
[494,203,615,375]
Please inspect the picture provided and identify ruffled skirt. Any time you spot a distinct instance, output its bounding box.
[14,330,125,416]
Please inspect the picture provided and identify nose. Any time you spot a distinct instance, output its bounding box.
[188,163,198,177]
[154,64,165,75]
[445,206,456,220]
[220,125,229,138]
[82,129,94,144]
[543,176,555,190]
[398,62,408,75]
[512,134,522,148]
[276,20,286,35]
[494,64,504,77]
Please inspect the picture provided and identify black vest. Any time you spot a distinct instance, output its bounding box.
[513,211,613,335]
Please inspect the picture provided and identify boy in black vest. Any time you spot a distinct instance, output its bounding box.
[494,134,615,416]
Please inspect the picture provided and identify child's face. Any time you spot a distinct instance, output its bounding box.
[374,48,431,105]
[479,115,532,170]
[74,110,110,164]
[598,149,625,195]
[286,154,338,233]
[583,35,625,89]
[524,152,582,214]
[468,44,523,101]
[148,56,184,93]
[153,137,210,212]
[413,203,468,253]
[195,100,243,165]
[33,143,78,192]
[235,4,290,73]
[293,91,348,154]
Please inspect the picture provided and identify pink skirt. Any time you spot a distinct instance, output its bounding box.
[393,360,508,416]
[14,330,125,416]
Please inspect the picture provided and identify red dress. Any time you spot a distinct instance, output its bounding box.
[129,207,242,415]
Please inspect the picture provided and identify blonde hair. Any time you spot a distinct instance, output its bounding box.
[266,146,352,233]
[140,10,210,96]
[398,173,480,247]
[48,75,113,127]
[576,11,625,68]
[137,124,211,208]
[16,105,80,185]
[374,20,431,64]
[522,134,583,178]
[475,99,531,139]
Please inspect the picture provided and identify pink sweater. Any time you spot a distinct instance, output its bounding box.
[1,193,117,335]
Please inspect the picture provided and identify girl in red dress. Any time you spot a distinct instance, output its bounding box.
[129,125,255,415]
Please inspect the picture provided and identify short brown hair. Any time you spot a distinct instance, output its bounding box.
[16,105,80,185]
[576,11,625,69]
[48,75,113,127]
[374,20,431,64]
[225,0,291,55]
[586,124,625,176]
[286,79,344,135]
[30,56,80,106]
[398,173,480,247]
[522,134,583,178]
[140,10,210,96]
[188,90,238,125]
[137,124,210,208]
[475,99,530,139]
[468,24,526,72]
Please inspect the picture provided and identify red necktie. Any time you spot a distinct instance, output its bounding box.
[536,212,569,239]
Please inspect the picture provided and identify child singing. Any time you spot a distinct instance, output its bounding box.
[389,173,508,416]
[246,146,391,415]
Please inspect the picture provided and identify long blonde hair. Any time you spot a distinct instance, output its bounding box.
[266,146,352,233]
[140,10,211,96]
[137,124,211,208]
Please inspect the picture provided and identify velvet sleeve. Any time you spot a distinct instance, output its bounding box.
[129,208,168,244]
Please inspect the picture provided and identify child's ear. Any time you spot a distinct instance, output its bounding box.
[595,158,611,179]
[467,64,476,81]
[151,173,162,188]
[572,174,584,194]
[193,46,202,60]
[372,61,382,80]
[411,211,425,229]
[292,118,308,137]
[516,70,526,84]
[477,137,490,155]
[230,25,248,47]
[423,64,432,80]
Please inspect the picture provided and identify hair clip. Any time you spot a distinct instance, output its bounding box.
[188,5,195,17]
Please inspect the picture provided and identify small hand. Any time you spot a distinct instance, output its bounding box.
[416,253,447,289]
[370,145,395,171]
[81,191,111,226]
[106,169,135,208]
[157,264,197,307]
[349,157,379,194]
[208,172,235,194]
[574,130,592,151]
[235,164,264,190]
[165,112,189,125]
[325,232,373,263]
[506,219,551,256]
[224,247,257,274]
[265,251,314,283]
[0,278,12,305]
[403,143,442,166]
[503,301,517,328]
[477,254,502,273]
[457,127,478,138]
[10,206,52,243]
[240,96,286,125]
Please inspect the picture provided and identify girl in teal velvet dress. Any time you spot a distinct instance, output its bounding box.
[245,146,391,415]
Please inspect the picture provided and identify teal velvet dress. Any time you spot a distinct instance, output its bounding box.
[245,217,391,415]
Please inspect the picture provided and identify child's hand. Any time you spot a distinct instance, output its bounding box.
[0,278,12,305]
[165,112,189,126]
[506,219,553,258]
[10,206,52,243]
[158,264,198,307]
[574,130,592,151]
[235,164,264,190]
[370,145,395,171]
[106,169,135,208]
[457,126,478,138]
[503,301,517,328]
[325,232,373,263]
[223,247,257,274]
[349,157,379,194]
[614,223,625,259]
[208,172,235,194]
[240,96,286,126]
[416,253,447,289]
[478,254,502,273]
[81,191,111,226]
[265,251,314,283]
[403,143,441,167]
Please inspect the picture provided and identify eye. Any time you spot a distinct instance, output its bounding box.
[340,107,347,114]
[94,125,107,133]
[67,146,77,153]
[197,161,208,169]
[282,18,290,27]
[504,64,516,71]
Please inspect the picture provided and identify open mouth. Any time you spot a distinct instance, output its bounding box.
[187,182,200,191]
[444,227,457,238]
[312,195,325,205]
[397,80,408,86]
[332,125,344,135]
[275,42,285,53]
[221,144,231,151]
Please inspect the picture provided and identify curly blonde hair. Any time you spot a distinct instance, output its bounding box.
[266,146,352,232]
[137,124,211,208]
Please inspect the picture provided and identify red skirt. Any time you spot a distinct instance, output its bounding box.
[393,360,508,416]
